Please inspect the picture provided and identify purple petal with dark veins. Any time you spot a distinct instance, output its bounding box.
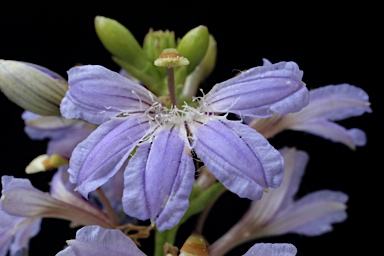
[202,61,308,118]
[68,116,152,198]
[123,125,195,231]
[61,65,158,124]
[189,117,283,200]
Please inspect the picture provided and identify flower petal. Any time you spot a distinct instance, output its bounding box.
[266,190,348,236]
[56,226,146,256]
[22,111,97,158]
[1,176,113,228]
[242,243,297,256]
[202,61,308,118]
[123,125,195,231]
[301,84,372,121]
[247,148,309,225]
[61,65,158,124]
[1,176,64,217]
[68,116,152,198]
[189,117,283,200]
[290,120,367,150]
[0,204,41,256]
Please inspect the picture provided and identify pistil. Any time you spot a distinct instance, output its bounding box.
[154,48,189,107]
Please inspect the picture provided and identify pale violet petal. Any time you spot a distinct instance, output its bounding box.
[275,147,309,210]
[202,61,308,118]
[49,168,110,221]
[0,199,41,256]
[1,176,59,217]
[61,65,158,124]
[123,125,195,231]
[1,176,113,228]
[247,148,309,225]
[45,124,95,159]
[262,58,273,66]
[56,226,146,256]
[270,190,348,236]
[55,246,76,256]
[243,243,297,256]
[189,117,283,200]
[290,120,367,150]
[68,116,151,198]
[9,218,41,256]
[303,84,372,121]
[22,111,97,158]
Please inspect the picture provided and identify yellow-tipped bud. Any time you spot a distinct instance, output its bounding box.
[26,154,68,174]
[154,48,190,68]
[0,60,68,116]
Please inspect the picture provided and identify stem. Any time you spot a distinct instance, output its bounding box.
[166,67,177,107]
[154,229,178,256]
[96,187,119,226]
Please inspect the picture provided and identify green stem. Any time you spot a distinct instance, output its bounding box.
[153,182,226,256]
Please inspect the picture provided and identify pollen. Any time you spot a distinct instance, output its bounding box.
[154,48,190,68]
[184,146,192,155]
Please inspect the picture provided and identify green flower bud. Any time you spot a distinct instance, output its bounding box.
[143,29,176,64]
[182,35,217,98]
[0,60,68,116]
[94,16,149,69]
[177,25,209,74]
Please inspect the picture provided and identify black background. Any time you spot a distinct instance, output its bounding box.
[0,2,381,256]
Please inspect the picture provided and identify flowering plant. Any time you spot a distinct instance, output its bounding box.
[0,16,371,256]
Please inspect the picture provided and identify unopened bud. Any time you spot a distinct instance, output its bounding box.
[183,35,217,98]
[94,16,148,69]
[180,233,209,256]
[177,25,209,74]
[143,29,176,63]
[0,60,68,116]
[26,154,68,174]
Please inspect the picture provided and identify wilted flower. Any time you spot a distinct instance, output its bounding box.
[208,147,348,256]
[60,61,309,231]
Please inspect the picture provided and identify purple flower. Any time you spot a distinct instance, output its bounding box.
[55,225,146,256]
[247,62,372,149]
[209,147,348,256]
[60,61,309,231]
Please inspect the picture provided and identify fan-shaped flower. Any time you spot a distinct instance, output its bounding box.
[60,61,309,231]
